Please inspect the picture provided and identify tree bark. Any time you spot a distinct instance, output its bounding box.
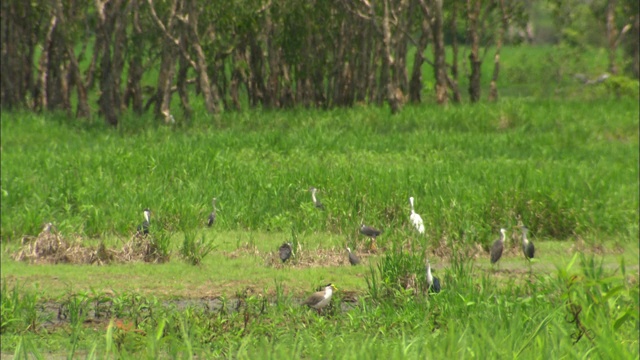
[467,0,482,103]
[606,0,618,75]
[409,18,430,103]
[185,0,219,114]
[430,0,448,104]
[449,0,462,103]
[489,0,508,102]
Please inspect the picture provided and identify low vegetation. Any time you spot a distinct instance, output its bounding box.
[1,72,638,357]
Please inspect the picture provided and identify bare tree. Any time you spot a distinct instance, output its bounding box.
[489,0,509,101]
[467,0,482,102]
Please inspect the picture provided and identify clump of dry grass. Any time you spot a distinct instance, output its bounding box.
[120,233,169,263]
[12,225,166,265]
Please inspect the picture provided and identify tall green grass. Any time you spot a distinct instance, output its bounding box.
[2,99,637,244]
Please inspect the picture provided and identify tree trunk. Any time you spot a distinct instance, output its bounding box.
[489,0,508,102]
[186,0,218,114]
[606,0,619,75]
[467,0,482,103]
[176,35,192,120]
[449,0,462,103]
[409,18,430,103]
[430,0,448,104]
[123,0,143,115]
[381,0,403,113]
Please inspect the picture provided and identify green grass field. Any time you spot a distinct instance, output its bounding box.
[1,48,639,360]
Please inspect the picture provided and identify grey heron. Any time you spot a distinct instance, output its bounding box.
[490,228,507,266]
[521,226,535,260]
[279,242,293,263]
[207,198,217,227]
[136,208,151,235]
[409,197,425,234]
[303,283,336,312]
[309,187,325,210]
[425,259,441,293]
[346,247,360,265]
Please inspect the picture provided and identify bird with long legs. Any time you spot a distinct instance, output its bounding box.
[425,258,441,294]
[309,187,325,210]
[490,228,507,270]
[346,247,360,265]
[409,197,425,234]
[207,198,217,227]
[303,283,337,314]
[520,226,535,274]
[136,208,151,236]
[360,224,382,251]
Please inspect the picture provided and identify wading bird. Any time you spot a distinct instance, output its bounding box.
[207,198,217,227]
[521,226,535,260]
[360,224,382,250]
[279,242,293,263]
[425,259,441,293]
[309,187,325,210]
[303,283,336,313]
[137,208,151,235]
[490,228,507,267]
[409,197,425,234]
[346,247,360,265]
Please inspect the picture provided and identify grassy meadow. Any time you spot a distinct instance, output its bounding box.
[2,96,638,359]
[1,42,639,358]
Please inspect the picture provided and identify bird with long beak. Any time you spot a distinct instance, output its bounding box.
[303,283,337,313]
[346,247,360,265]
[490,228,507,268]
[309,187,325,210]
[425,259,441,293]
[137,208,151,235]
[520,226,535,261]
[409,197,425,234]
[207,197,217,227]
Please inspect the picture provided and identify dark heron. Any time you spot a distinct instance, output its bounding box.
[521,226,535,260]
[309,187,325,210]
[409,197,425,234]
[207,198,217,227]
[136,208,151,235]
[490,228,507,266]
[303,283,336,312]
[346,247,360,265]
[360,224,382,250]
[360,224,381,238]
[279,242,293,263]
[426,259,441,293]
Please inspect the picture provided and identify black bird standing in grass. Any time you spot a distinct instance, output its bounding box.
[490,228,507,268]
[279,242,293,263]
[520,226,535,260]
[346,247,360,265]
[309,187,324,210]
[360,224,382,250]
[207,198,217,227]
[425,259,441,293]
[137,208,151,235]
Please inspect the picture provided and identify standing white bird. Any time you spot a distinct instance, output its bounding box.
[409,197,425,234]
